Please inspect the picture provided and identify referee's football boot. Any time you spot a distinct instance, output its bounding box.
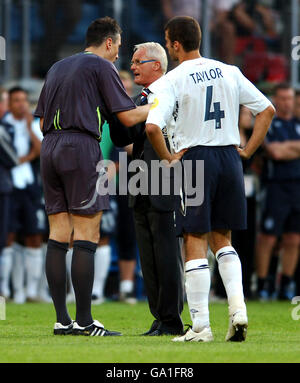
[172,325,213,342]
[72,320,122,336]
[54,321,74,335]
[225,310,248,342]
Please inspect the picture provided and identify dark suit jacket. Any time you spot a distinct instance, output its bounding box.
[108,95,177,212]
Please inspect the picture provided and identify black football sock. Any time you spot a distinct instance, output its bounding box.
[267,256,279,295]
[45,239,71,326]
[71,240,97,327]
[279,274,292,297]
[257,277,266,292]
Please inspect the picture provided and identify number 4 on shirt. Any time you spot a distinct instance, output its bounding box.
[204,85,225,129]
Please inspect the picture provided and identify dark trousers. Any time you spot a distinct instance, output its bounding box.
[116,194,136,261]
[133,197,184,329]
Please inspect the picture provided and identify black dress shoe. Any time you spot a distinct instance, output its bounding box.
[141,319,160,336]
[147,325,184,336]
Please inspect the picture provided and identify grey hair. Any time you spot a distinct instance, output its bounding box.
[134,42,168,74]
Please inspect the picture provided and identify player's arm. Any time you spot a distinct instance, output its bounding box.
[146,123,173,162]
[26,112,42,154]
[236,66,276,159]
[146,123,186,163]
[19,112,41,164]
[238,105,275,159]
[116,104,151,127]
[146,80,186,162]
[265,140,300,161]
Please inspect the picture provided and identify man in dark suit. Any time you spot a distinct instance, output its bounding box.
[109,42,184,336]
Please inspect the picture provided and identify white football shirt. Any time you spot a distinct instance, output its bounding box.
[146,57,271,153]
[3,113,41,189]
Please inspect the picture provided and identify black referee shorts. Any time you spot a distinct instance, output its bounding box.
[41,131,110,216]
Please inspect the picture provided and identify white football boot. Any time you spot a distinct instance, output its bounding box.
[172,326,213,342]
[225,310,248,342]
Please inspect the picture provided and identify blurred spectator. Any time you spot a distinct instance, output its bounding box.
[128,0,164,47]
[230,1,279,43]
[211,0,286,82]
[36,0,82,77]
[294,90,300,120]
[293,89,300,297]
[161,0,202,21]
[255,83,300,300]
[119,70,136,97]
[1,87,46,303]
[0,88,18,298]
[211,0,239,64]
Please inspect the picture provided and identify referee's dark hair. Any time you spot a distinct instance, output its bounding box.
[164,16,201,53]
[85,17,122,48]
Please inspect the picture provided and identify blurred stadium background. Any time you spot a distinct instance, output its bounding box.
[1,0,300,94]
[0,0,300,305]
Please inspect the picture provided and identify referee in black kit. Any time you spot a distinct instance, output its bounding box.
[35,17,150,336]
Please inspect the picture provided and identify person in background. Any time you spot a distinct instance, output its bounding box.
[162,0,202,22]
[210,0,239,64]
[293,90,300,297]
[1,87,45,303]
[256,84,300,300]
[37,0,82,77]
[0,87,18,298]
[294,90,300,120]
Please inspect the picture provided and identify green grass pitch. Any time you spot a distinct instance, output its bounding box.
[0,301,299,363]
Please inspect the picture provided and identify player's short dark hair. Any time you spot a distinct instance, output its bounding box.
[85,17,122,48]
[164,16,201,52]
[273,82,293,96]
[8,86,28,97]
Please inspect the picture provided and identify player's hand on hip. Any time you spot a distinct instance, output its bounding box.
[169,148,188,164]
[236,146,251,160]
